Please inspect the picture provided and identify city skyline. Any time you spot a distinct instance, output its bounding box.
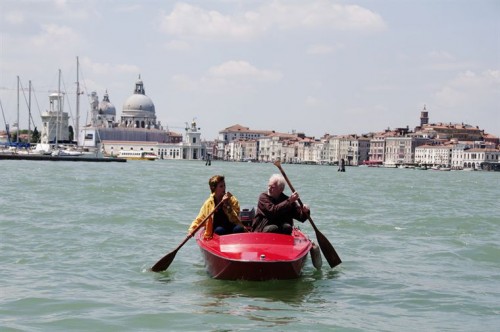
[1,0,499,140]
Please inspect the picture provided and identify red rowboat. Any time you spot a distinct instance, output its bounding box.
[196,228,314,281]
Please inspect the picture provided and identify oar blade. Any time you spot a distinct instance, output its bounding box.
[274,159,342,268]
[150,200,225,273]
[150,250,178,272]
[315,230,342,268]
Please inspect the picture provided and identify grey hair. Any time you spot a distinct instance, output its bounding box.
[268,174,286,191]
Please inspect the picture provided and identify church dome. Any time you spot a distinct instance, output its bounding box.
[122,77,155,114]
[98,92,116,116]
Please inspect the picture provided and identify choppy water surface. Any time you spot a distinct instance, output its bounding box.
[1,160,499,331]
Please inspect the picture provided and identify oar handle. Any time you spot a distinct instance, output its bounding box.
[274,163,319,230]
[273,160,305,207]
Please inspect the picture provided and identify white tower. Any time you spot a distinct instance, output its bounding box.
[40,92,69,144]
[183,119,203,159]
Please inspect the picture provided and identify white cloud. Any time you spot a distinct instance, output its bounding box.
[160,3,259,40]
[261,1,386,31]
[160,1,386,41]
[208,60,281,81]
[434,70,500,107]
[1,0,497,138]
[307,43,344,55]
[172,60,282,93]
[4,10,25,24]
[32,24,80,49]
[423,51,476,71]
[80,57,139,76]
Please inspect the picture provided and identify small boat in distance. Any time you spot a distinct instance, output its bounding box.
[117,151,157,161]
[196,227,315,281]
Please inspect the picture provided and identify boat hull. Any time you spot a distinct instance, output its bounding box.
[196,229,312,281]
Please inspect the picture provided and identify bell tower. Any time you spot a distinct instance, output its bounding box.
[420,105,429,127]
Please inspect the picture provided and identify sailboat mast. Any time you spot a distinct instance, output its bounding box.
[28,80,32,144]
[56,69,61,144]
[16,76,20,143]
[75,56,80,144]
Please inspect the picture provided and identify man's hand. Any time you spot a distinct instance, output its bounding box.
[289,191,300,203]
[302,204,310,217]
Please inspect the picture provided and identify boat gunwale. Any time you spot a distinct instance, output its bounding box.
[196,228,312,263]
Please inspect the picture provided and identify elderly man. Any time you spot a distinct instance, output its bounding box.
[251,174,310,234]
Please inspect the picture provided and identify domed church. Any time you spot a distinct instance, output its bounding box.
[78,76,205,160]
[120,76,158,129]
[87,90,116,128]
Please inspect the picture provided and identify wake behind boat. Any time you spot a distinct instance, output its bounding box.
[196,227,318,281]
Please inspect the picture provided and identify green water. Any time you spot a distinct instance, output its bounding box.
[1,160,498,331]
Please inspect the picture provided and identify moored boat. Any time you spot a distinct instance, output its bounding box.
[196,227,313,281]
[117,150,157,160]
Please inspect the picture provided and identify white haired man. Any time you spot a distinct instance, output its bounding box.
[251,174,310,234]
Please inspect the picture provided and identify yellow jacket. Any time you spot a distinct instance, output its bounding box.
[188,193,242,239]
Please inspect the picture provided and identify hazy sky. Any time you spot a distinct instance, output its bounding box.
[1,0,499,140]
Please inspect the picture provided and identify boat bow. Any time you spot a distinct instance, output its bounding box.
[196,228,312,281]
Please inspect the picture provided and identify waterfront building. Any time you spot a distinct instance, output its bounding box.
[367,130,403,165]
[258,134,283,162]
[414,144,453,167]
[224,139,258,161]
[281,140,298,164]
[212,108,497,166]
[312,138,327,164]
[418,122,484,141]
[78,77,205,160]
[384,136,429,167]
[368,133,386,165]
[462,147,500,170]
[327,134,370,166]
[258,132,300,162]
[450,143,472,170]
[296,137,316,163]
[483,133,500,146]
[218,124,272,142]
[327,136,340,165]
[316,135,332,164]
[217,124,272,159]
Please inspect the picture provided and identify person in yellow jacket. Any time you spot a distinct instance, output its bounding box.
[188,175,245,239]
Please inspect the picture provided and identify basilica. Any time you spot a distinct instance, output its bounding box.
[78,77,205,160]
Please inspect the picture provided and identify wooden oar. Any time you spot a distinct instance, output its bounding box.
[150,199,226,272]
[273,160,342,268]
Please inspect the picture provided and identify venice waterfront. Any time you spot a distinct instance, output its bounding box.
[1,160,499,332]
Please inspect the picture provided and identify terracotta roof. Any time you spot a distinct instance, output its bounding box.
[223,124,250,131]
[266,132,297,139]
